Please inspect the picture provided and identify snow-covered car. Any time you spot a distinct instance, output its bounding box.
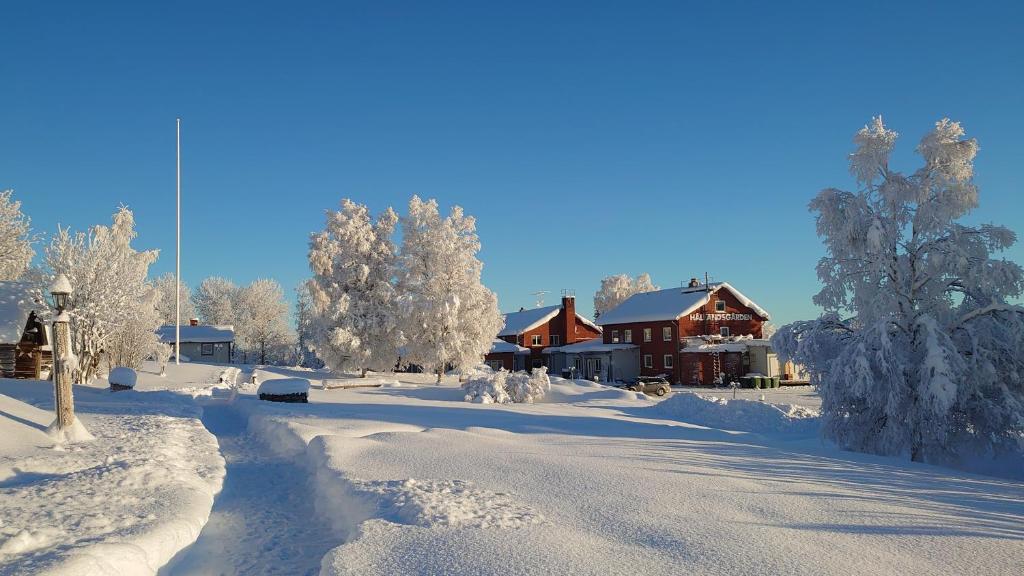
[622,376,671,396]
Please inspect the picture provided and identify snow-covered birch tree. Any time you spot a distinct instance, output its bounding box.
[773,117,1024,465]
[192,277,239,326]
[396,196,503,383]
[0,189,35,281]
[153,273,196,325]
[235,278,293,365]
[44,207,160,382]
[307,199,402,376]
[593,273,658,319]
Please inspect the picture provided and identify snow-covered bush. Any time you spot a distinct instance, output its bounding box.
[463,368,550,404]
[152,342,173,376]
[773,117,1024,465]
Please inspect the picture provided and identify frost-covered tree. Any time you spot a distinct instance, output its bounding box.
[192,276,239,326]
[0,189,35,281]
[307,200,402,376]
[235,278,293,364]
[773,117,1024,465]
[396,196,503,383]
[106,287,161,371]
[295,281,324,368]
[593,273,659,319]
[45,207,160,383]
[152,273,196,325]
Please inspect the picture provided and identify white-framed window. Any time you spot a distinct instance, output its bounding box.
[532,334,543,346]
[487,360,504,370]
[663,326,672,341]
[715,300,726,312]
[643,354,653,368]
[611,330,619,343]
[201,343,214,356]
[663,354,674,368]
[550,334,561,347]
[624,329,633,343]
[643,328,652,342]
[720,326,730,337]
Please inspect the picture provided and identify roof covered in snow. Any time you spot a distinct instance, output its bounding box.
[156,325,235,344]
[543,338,637,354]
[258,377,311,396]
[0,282,43,344]
[596,283,770,326]
[498,304,602,337]
[489,339,531,355]
[498,306,560,337]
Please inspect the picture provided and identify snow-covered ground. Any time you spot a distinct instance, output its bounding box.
[0,371,224,575]
[2,362,1022,575]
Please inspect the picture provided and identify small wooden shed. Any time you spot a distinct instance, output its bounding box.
[0,282,52,379]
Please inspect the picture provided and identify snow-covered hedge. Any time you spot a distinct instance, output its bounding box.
[650,392,820,436]
[463,368,550,404]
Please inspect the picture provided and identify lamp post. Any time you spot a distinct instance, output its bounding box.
[49,274,75,431]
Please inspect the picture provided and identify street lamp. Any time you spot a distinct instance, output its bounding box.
[49,274,75,432]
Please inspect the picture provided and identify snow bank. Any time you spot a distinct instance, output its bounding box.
[0,380,225,575]
[650,391,820,435]
[257,378,311,396]
[108,366,137,388]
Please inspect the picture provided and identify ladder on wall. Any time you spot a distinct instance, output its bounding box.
[711,351,722,384]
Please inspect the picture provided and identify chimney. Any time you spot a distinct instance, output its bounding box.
[562,293,576,345]
[189,318,199,327]
[688,277,700,288]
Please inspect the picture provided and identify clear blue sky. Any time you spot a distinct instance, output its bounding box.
[3,1,1022,326]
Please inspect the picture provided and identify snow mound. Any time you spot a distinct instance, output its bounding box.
[353,477,544,529]
[45,417,95,444]
[650,392,820,435]
[544,378,649,403]
[258,378,311,396]
[108,366,137,388]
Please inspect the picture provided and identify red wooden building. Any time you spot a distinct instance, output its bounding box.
[486,295,601,369]
[596,279,770,385]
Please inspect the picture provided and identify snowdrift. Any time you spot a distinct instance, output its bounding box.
[650,392,820,436]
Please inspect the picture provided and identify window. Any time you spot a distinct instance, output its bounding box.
[715,300,726,312]
[720,326,731,337]
[664,354,674,368]
[643,328,652,342]
[643,354,653,368]
[611,330,619,343]
[663,326,672,341]
[624,329,633,343]
[531,334,543,346]
[201,343,214,356]
[550,335,561,347]
[487,360,504,370]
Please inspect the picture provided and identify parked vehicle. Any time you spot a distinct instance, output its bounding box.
[621,375,671,396]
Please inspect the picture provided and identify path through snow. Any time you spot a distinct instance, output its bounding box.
[161,402,337,576]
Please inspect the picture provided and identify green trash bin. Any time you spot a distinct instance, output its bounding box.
[774,377,781,388]
[753,376,763,389]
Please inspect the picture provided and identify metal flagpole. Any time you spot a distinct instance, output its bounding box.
[176,118,181,365]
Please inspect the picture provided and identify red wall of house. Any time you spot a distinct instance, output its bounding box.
[484,352,515,371]
[601,288,765,382]
[499,298,601,368]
